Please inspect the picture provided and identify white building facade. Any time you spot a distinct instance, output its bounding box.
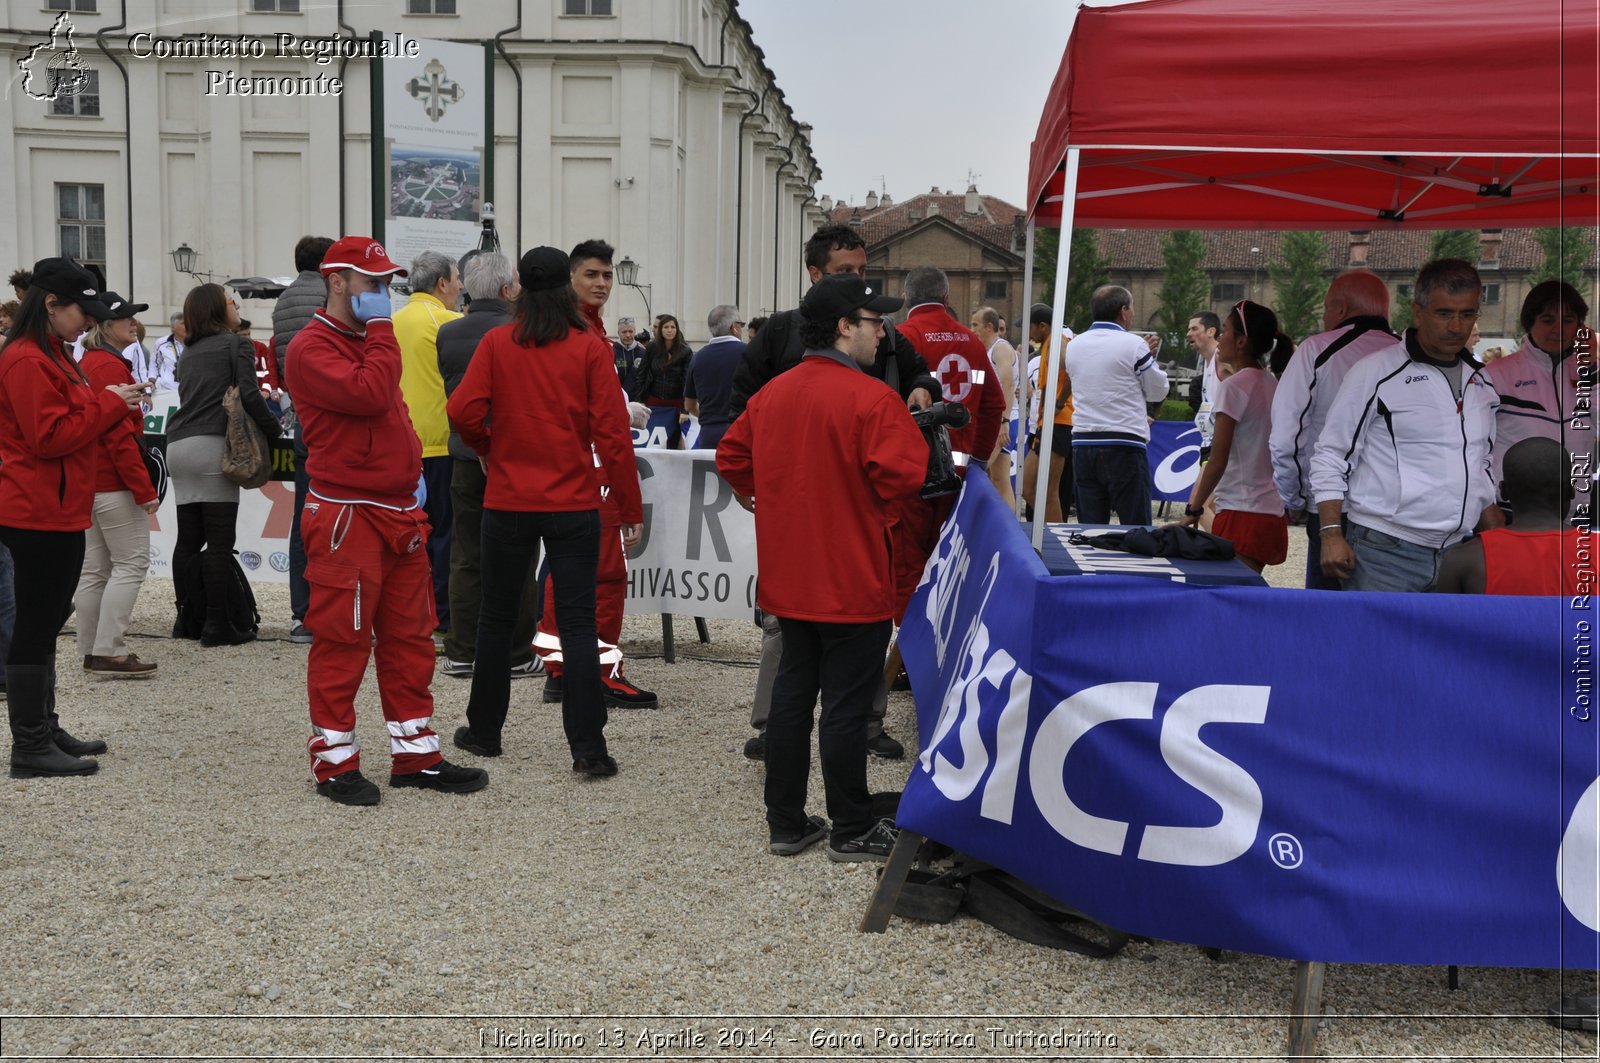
[0,0,824,338]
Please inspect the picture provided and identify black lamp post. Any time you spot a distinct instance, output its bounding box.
[170,243,198,278]
[616,256,653,323]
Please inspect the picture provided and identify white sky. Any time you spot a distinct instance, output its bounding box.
[738,0,1074,210]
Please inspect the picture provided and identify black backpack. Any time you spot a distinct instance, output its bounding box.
[173,549,261,639]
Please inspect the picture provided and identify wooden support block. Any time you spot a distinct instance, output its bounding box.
[1288,959,1326,1059]
[859,829,925,934]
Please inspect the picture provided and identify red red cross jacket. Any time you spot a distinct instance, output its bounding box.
[80,348,157,504]
[0,335,134,531]
[898,303,1005,469]
[285,312,422,508]
[446,320,643,523]
[716,352,928,623]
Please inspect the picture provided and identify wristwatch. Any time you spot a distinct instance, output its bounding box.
[1184,505,1204,519]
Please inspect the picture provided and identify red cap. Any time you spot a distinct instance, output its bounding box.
[319,236,407,279]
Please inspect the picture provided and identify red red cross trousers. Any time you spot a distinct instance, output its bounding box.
[936,353,974,403]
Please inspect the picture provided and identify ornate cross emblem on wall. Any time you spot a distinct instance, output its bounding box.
[406,58,464,123]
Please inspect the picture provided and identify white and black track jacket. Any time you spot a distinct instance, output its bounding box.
[1310,332,1498,549]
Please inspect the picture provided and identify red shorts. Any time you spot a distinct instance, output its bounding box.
[1212,509,1288,567]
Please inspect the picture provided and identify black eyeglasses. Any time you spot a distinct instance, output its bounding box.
[732,321,746,329]
[852,314,886,327]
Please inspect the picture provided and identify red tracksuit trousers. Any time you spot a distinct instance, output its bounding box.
[302,499,442,783]
[534,490,625,677]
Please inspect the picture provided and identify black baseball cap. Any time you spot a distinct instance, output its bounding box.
[30,257,111,318]
[801,273,902,324]
[519,246,571,291]
[1029,302,1054,325]
[92,291,149,321]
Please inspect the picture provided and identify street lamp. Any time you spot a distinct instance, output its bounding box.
[170,242,198,278]
[1249,245,1263,301]
[616,256,653,323]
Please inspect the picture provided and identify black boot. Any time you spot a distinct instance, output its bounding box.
[44,654,106,757]
[200,606,255,647]
[8,665,98,778]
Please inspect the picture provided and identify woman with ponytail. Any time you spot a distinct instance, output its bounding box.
[0,259,148,777]
[1176,299,1295,572]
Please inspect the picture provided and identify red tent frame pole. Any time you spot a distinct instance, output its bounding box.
[1014,223,1037,519]
[1031,147,1080,552]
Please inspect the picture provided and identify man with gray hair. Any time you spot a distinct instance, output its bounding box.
[394,250,464,632]
[612,316,644,395]
[143,310,184,392]
[683,303,747,451]
[1311,259,1504,592]
[1269,268,1397,589]
[435,253,542,679]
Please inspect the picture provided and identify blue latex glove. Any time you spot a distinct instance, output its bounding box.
[413,473,427,509]
[351,284,392,323]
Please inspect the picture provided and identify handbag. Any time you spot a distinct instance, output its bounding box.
[219,339,272,488]
[138,436,169,504]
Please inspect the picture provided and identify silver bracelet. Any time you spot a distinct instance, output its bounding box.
[1319,524,1343,535]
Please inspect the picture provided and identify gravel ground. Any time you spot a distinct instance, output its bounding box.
[1,532,1593,1060]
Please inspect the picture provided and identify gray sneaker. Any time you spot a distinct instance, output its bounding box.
[288,622,312,645]
[508,658,544,680]
[769,814,828,856]
[440,657,474,678]
[828,818,898,863]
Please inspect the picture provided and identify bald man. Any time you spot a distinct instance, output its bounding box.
[1268,269,1397,589]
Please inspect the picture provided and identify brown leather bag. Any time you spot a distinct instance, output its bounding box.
[219,340,271,488]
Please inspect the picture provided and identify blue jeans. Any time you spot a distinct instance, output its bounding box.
[466,508,604,758]
[0,542,14,687]
[421,456,454,630]
[1343,522,1443,593]
[1073,444,1152,525]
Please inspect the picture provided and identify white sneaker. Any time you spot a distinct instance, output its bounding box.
[440,658,474,678]
[508,658,544,680]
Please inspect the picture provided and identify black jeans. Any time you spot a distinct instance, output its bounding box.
[175,502,238,619]
[421,456,454,631]
[1072,444,1152,525]
[289,463,310,621]
[467,508,604,757]
[0,526,84,667]
[765,616,892,843]
[444,459,539,664]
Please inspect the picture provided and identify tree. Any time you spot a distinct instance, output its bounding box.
[1064,228,1110,332]
[1427,229,1479,263]
[1530,227,1591,288]
[1029,225,1059,303]
[1391,292,1413,334]
[1155,230,1209,356]
[1268,231,1330,341]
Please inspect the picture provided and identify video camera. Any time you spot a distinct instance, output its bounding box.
[911,401,970,498]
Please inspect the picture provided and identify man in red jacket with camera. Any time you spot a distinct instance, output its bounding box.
[285,236,488,806]
[717,274,927,863]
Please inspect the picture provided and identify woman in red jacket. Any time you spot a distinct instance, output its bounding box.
[447,246,643,775]
[0,259,147,778]
[74,293,160,678]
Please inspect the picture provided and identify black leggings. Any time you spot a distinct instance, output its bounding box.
[0,526,85,667]
[175,502,239,610]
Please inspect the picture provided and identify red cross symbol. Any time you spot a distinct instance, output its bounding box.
[937,353,974,403]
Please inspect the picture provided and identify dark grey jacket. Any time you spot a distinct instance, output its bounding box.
[164,332,283,445]
[438,297,514,461]
[272,269,326,459]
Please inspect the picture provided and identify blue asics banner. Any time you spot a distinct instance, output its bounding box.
[1146,420,1203,502]
[899,474,1600,968]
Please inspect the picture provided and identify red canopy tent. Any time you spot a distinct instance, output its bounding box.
[1021,0,1599,544]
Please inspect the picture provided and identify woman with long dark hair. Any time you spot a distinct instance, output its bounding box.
[74,294,160,676]
[447,247,644,775]
[1176,299,1295,572]
[630,314,693,448]
[164,283,281,646]
[0,259,147,777]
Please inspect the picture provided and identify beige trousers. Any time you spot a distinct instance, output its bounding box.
[75,490,152,658]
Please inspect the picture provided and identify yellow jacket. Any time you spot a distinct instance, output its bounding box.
[392,290,462,458]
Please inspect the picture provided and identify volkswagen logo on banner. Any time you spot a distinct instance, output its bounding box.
[239,551,262,571]
[269,552,291,573]
[148,544,162,561]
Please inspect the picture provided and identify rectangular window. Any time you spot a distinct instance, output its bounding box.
[984,279,1008,300]
[49,68,99,116]
[1211,281,1246,302]
[407,0,457,11]
[563,0,614,14]
[47,0,98,10]
[56,183,106,271]
[1482,282,1501,305]
[250,0,301,11]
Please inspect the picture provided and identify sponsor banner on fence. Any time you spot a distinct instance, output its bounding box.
[146,479,298,585]
[624,448,757,622]
[899,473,1600,969]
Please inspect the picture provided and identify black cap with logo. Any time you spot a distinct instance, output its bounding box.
[30,257,111,319]
[800,273,903,325]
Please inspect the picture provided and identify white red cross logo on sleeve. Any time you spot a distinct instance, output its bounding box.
[937,353,976,403]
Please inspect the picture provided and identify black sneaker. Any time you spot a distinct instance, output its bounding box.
[743,731,766,761]
[572,754,619,777]
[867,732,905,760]
[828,818,898,863]
[316,770,381,806]
[452,726,502,758]
[542,675,564,704]
[769,814,828,856]
[389,759,489,793]
[603,673,658,709]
